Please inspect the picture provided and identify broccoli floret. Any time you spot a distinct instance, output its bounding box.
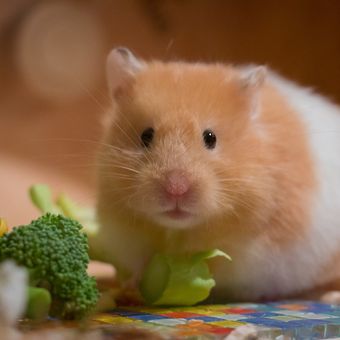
[0,213,99,320]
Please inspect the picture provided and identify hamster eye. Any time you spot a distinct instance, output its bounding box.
[203,129,216,149]
[141,127,154,147]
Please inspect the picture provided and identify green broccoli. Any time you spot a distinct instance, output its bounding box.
[0,213,99,320]
[26,286,52,320]
[29,184,102,261]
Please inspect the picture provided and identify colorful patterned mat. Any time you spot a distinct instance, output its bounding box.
[94,302,340,339]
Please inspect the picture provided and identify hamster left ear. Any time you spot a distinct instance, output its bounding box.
[240,66,267,119]
[240,66,267,89]
[106,47,144,98]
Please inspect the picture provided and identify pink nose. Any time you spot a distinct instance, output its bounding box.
[164,170,190,197]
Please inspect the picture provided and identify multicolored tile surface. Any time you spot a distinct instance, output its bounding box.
[93,302,340,339]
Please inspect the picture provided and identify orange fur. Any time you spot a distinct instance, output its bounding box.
[95,59,327,301]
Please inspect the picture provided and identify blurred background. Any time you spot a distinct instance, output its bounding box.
[1,0,340,226]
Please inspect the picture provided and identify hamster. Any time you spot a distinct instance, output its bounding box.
[93,47,340,303]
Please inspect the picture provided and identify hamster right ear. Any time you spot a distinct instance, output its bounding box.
[240,66,267,89]
[106,47,143,98]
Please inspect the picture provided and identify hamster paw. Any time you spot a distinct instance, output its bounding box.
[226,325,260,340]
[116,288,143,306]
[116,277,144,306]
[320,291,340,305]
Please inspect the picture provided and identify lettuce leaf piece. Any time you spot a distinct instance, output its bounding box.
[140,250,231,306]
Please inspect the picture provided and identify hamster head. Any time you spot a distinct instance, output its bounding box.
[98,48,269,230]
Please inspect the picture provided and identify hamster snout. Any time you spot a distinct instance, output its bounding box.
[163,170,191,199]
[159,169,196,223]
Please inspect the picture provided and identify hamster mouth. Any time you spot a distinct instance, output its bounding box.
[163,207,193,220]
[155,206,199,228]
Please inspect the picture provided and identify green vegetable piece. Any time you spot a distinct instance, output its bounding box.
[29,184,61,215]
[29,184,99,236]
[0,213,99,319]
[29,184,102,265]
[139,254,170,304]
[56,193,99,235]
[56,193,79,220]
[140,249,231,306]
[26,287,52,320]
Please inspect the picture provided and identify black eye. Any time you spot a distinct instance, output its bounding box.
[203,129,216,149]
[141,127,154,147]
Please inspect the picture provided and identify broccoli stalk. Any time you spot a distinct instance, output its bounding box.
[26,287,52,320]
[29,185,99,236]
[29,184,62,215]
[0,214,99,320]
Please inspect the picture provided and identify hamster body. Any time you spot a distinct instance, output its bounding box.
[94,48,340,302]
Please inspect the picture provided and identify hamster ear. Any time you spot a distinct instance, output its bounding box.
[240,66,267,119]
[240,66,267,89]
[106,47,143,98]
